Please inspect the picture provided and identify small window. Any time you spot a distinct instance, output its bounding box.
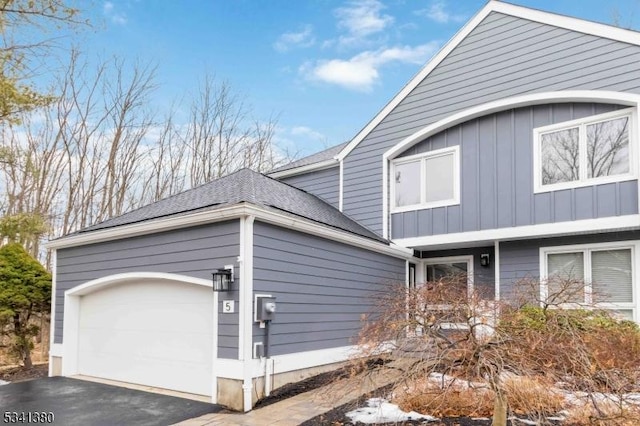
[541,243,636,320]
[534,109,634,192]
[391,146,460,212]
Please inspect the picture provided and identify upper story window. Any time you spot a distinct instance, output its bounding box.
[391,146,460,213]
[533,108,636,193]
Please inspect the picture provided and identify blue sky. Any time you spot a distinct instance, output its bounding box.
[71,0,640,157]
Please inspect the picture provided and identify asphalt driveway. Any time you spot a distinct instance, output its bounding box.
[0,377,223,425]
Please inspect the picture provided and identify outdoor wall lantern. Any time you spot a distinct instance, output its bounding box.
[480,254,490,268]
[212,265,234,292]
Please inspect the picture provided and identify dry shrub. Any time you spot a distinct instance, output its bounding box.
[503,376,565,417]
[354,277,640,425]
[564,397,640,426]
[394,382,494,418]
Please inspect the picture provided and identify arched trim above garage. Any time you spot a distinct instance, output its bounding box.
[66,272,213,296]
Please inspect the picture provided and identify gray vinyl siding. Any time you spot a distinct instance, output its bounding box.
[279,167,340,209]
[419,247,495,299]
[55,221,240,359]
[391,103,638,238]
[343,11,640,235]
[252,221,405,356]
[499,230,640,300]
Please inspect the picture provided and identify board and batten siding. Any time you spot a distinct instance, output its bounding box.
[55,220,240,359]
[391,103,638,238]
[343,11,640,235]
[499,230,640,300]
[279,167,340,209]
[252,221,406,356]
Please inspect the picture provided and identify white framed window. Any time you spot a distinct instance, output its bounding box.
[533,108,636,193]
[540,241,639,321]
[391,146,460,213]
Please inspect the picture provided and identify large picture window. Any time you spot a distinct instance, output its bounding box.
[534,109,635,192]
[541,242,637,321]
[391,146,460,212]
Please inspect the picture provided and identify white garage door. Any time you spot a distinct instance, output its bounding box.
[77,280,214,396]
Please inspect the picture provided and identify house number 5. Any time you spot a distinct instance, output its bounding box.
[223,300,235,313]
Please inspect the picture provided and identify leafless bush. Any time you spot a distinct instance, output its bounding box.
[352,275,640,425]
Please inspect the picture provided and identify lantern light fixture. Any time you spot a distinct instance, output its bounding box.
[212,265,234,292]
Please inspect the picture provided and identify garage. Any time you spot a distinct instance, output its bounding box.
[65,274,215,397]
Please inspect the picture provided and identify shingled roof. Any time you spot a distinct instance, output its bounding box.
[269,142,347,174]
[70,168,384,243]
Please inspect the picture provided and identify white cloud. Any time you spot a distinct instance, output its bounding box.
[273,25,315,52]
[103,1,127,25]
[415,1,466,24]
[302,43,438,92]
[334,0,394,47]
[290,126,326,141]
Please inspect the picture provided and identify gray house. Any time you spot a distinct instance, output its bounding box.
[47,0,640,412]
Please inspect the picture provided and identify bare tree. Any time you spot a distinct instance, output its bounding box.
[353,276,640,425]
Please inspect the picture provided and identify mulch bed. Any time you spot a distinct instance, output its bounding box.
[254,358,389,409]
[254,360,493,425]
[0,363,48,383]
[299,383,492,426]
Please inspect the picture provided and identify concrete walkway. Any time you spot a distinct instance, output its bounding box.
[175,364,404,426]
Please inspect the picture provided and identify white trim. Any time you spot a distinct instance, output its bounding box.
[382,156,389,239]
[390,146,460,214]
[494,241,500,302]
[214,345,360,380]
[45,204,413,260]
[45,205,248,249]
[66,272,212,296]
[385,92,640,162]
[339,159,344,212]
[540,241,639,321]
[211,290,219,403]
[268,159,338,179]
[48,249,57,377]
[61,272,215,378]
[49,343,63,357]
[240,216,255,412]
[248,205,413,259]
[336,0,640,163]
[394,215,640,249]
[533,108,637,193]
[381,91,640,240]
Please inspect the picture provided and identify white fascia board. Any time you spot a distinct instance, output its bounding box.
[267,159,338,179]
[45,205,248,249]
[336,0,640,163]
[492,1,640,46]
[393,215,640,249]
[246,205,414,259]
[46,203,413,260]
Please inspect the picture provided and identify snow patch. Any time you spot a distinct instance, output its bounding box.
[0,380,9,386]
[346,397,438,424]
